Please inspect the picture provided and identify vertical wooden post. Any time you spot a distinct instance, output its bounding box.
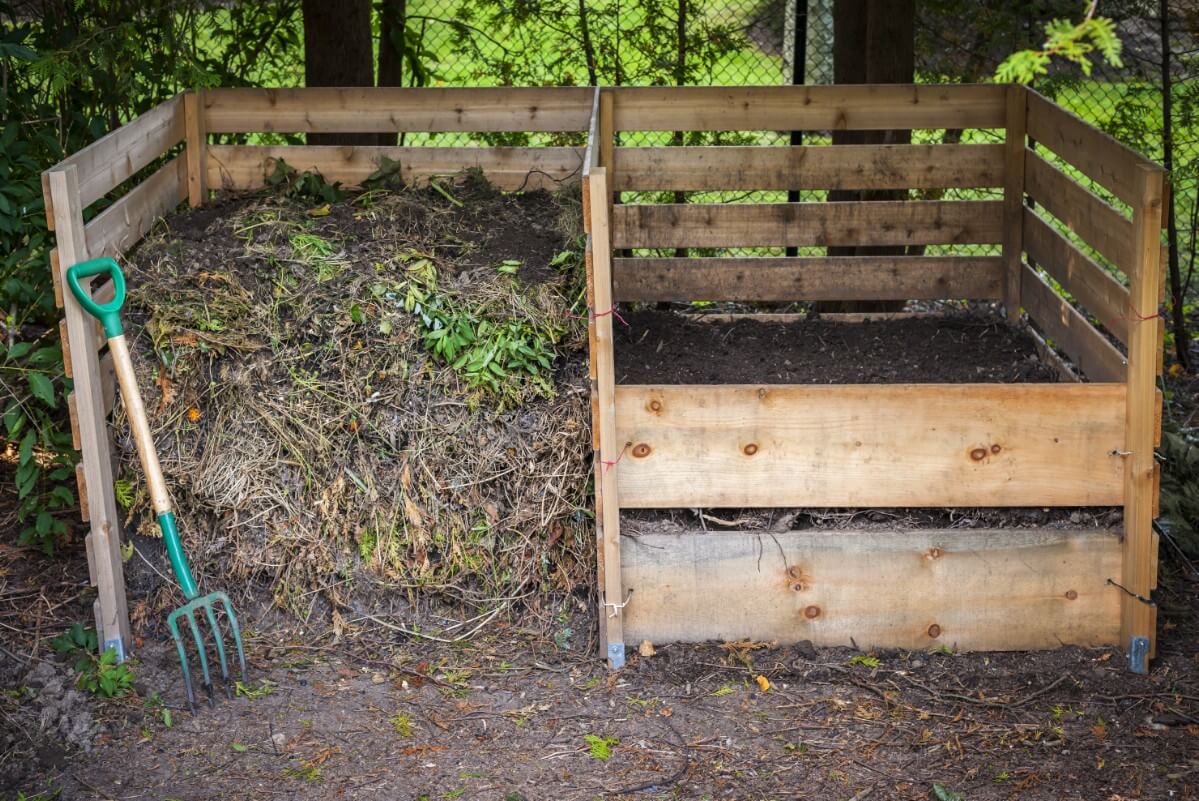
[184,90,208,208]
[589,165,626,669]
[1121,163,1165,672]
[46,165,131,660]
[1001,84,1027,323]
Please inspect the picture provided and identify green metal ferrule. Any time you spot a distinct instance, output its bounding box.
[159,512,199,600]
[65,257,126,339]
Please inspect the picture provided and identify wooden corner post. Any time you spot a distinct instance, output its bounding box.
[184,90,208,208]
[45,165,131,660]
[1001,84,1027,322]
[1121,163,1165,673]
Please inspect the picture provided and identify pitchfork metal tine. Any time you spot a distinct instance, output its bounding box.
[183,611,214,705]
[201,603,232,698]
[167,611,197,714]
[217,592,248,679]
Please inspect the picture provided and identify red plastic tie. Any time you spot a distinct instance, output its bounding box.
[1126,305,1165,322]
[601,443,629,473]
[570,306,629,327]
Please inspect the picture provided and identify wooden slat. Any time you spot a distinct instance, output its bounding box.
[621,528,1121,650]
[612,255,1003,302]
[84,156,187,259]
[59,320,72,379]
[51,95,185,210]
[614,383,1126,508]
[1121,166,1166,656]
[206,145,584,192]
[612,143,1004,191]
[1025,88,1153,207]
[1001,86,1027,321]
[50,249,64,308]
[612,200,1003,249]
[203,87,594,134]
[1020,264,1127,383]
[67,391,81,450]
[588,167,625,667]
[611,84,1006,132]
[1024,151,1134,273]
[1023,209,1131,344]
[47,164,130,655]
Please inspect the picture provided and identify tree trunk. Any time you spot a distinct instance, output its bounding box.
[824,0,913,313]
[303,0,375,146]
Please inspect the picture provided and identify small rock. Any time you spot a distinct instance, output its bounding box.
[271,732,288,750]
[910,658,925,669]
[371,672,386,684]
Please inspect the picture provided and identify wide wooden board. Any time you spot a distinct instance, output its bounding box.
[621,528,1121,650]
[611,255,1003,301]
[612,143,1004,191]
[611,84,1005,132]
[206,145,584,191]
[612,200,1003,249]
[203,87,593,133]
[613,384,1126,508]
[84,156,187,259]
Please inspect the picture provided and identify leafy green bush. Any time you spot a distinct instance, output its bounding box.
[51,623,135,698]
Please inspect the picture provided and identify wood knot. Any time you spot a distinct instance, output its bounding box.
[926,623,941,639]
[757,387,768,400]
[791,583,806,592]
[803,605,821,620]
[743,443,759,456]
[970,447,988,461]
[926,547,943,560]
[990,443,1001,454]
[631,443,652,458]
[1065,589,1078,601]
[648,399,663,413]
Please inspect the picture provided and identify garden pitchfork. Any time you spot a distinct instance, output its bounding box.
[67,257,247,712]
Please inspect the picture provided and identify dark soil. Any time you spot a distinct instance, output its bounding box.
[616,310,1061,385]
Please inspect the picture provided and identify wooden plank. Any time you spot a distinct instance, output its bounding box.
[621,528,1121,650]
[612,255,1004,302]
[588,167,625,667]
[184,90,208,208]
[1025,88,1154,207]
[1027,324,1082,383]
[67,391,81,451]
[206,145,584,192]
[84,156,187,259]
[52,95,185,211]
[47,164,130,657]
[583,87,602,175]
[50,249,63,308]
[1020,264,1127,383]
[99,351,115,415]
[612,143,1005,192]
[59,320,72,379]
[1121,166,1166,658]
[1023,209,1131,344]
[612,200,1003,249]
[613,384,1126,509]
[1002,86,1027,322]
[1024,151,1134,274]
[611,84,1005,132]
[203,87,594,134]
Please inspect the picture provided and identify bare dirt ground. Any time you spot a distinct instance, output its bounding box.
[2,533,1198,801]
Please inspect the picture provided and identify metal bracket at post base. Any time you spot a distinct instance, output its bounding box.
[607,642,625,669]
[1128,635,1150,674]
[103,637,127,664]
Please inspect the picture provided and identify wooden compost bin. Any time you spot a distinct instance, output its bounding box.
[43,85,1165,674]
[579,85,1166,671]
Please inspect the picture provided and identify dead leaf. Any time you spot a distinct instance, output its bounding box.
[638,640,655,658]
[155,370,175,408]
[403,496,424,529]
[307,203,331,218]
[755,675,771,692]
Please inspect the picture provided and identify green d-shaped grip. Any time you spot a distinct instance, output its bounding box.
[66,257,126,339]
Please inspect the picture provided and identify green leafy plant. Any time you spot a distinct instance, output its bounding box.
[264,159,346,205]
[847,655,881,669]
[932,785,966,801]
[995,3,1123,84]
[51,624,135,698]
[582,734,619,761]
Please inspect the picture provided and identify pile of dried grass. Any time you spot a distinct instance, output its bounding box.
[116,173,593,631]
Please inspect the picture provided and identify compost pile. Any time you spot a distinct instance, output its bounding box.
[117,172,593,629]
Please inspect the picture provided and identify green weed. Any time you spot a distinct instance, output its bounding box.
[847,655,881,669]
[582,734,619,761]
[51,624,135,698]
[389,712,413,736]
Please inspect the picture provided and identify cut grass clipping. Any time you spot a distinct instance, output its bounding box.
[116,170,593,631]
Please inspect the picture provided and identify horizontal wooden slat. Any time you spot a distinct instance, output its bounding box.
[612,200,1003,249]
[614,383,1125,508]
[50,95,185,211]
[621,528,1121,650]
[1020,264,1127,383]
[611,84,1006,132]
[1023,209,1130,344]
[206,145,584,191]
[1025,88,1156,207]
[613,143,1004,191]
[612,255,1004,301]
[1024,150,1133,273]
[84,156,187,259]
[203,87,594,134]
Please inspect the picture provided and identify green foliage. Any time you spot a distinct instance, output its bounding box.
[996,5,1123,84]
[51,623,135,698]
[932,785,966,801]
[264,159,347,205]
[847,655,881,668]
[582,734,619,761]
